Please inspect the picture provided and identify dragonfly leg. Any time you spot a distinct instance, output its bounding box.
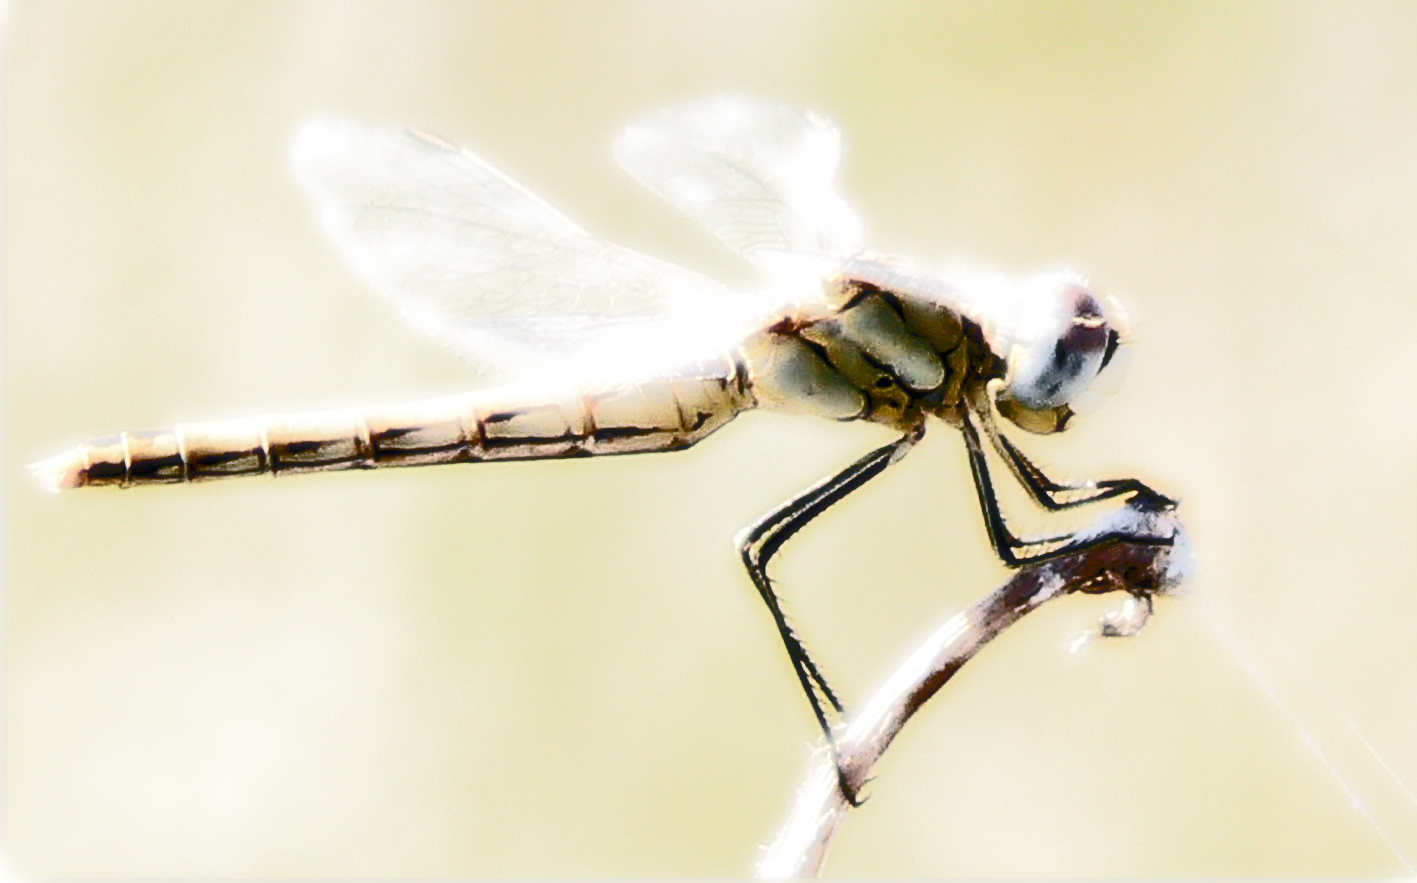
[738,425,924,805]
[993,430,1177,511]
[974,402,1177,512]
[962,409,1175,567]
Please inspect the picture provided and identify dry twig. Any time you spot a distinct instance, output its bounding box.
[757,499,1190,878]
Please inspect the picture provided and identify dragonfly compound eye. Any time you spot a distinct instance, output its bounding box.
[1002,273,1116,413]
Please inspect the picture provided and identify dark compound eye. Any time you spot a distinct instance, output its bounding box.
[1099,328,1120,372]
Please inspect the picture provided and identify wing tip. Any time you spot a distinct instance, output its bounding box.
[289,117,340,178]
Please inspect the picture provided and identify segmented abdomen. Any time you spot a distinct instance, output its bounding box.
[33,361,749,491]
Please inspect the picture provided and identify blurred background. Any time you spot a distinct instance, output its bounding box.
[8,1,1417,876]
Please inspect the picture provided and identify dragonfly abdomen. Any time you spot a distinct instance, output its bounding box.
[30,362,749,491]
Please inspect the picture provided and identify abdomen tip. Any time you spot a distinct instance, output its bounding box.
[28,448,87,492]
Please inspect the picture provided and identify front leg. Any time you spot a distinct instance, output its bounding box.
[961,409,1175,567]
[992,430,1177,512]
[974,401,1176,512]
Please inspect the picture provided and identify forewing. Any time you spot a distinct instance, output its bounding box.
[612,96,865,266]
[290,118,734,379]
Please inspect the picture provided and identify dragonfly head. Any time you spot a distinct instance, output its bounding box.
[995,272,1126,435]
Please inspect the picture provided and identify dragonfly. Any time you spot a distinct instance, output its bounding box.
[32,95,1175,804]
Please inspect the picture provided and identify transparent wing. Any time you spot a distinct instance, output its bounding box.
[290,118,738,380]
[612,96,865,267]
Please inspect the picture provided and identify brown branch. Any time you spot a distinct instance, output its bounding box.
[756,499,1190,878]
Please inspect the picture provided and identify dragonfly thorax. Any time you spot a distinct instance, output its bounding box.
[740,278,1003,432]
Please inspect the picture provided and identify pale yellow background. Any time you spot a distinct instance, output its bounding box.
[8,1,1417,877]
